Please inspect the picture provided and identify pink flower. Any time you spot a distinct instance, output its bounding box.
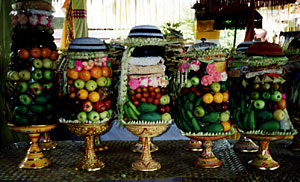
[201,75,213,86]
[149,77,159,88]
[128,78,140,90]
[211,71,222,82]
[190,60,200,72]
[74,60,83,72]
[179,62,190,73]
[220,72,228,81]
[206,63,217,75]
[101,56,111,67]
[159,77,169,88]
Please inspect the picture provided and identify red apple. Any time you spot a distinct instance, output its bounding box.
[130,95,136,101]
[191,87,197,93]
[94,101,106,112]
[157,105,166,113]
[150,91,156,98]
[148,86,154,92]
[195,90,201,97]
[82,101,93,112]
[155,93,162,99]
[104,99,111,110]
[165,105,170,113]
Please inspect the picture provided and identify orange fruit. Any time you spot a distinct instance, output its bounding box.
[41,47,51,58]
[88,91,100,102]
[278,99,286,109]
[213,93,223,104]
[30,47,41,58]
[50,51,59,61]
[102,66,111,77]
[67,69,79,80]
[18,48,29,59]
[222,92,229,102]
[221,121,231,132]
[90,67,102,79]
[77,89,88,100]
[203,93,213,104]
[69,92,76,98]
[79,70,91,81]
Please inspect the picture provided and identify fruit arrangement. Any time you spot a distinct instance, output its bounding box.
[174,54,231,133]
[118,25,172,123]
[6,1,59,125]
[59,38,114,123]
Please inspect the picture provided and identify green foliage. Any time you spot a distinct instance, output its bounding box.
[219,29,246,49]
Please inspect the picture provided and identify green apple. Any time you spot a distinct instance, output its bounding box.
[29,82,42,95]
[43,58,53,69]
[161,112,172,121]
[77,111,87,122]
[271,91,282,102]
[16,82,28,92]
[191,76,200,86]
[85,80,97,91]
[32,69,43,80]
[106,77,112,87]
[74,79,85,89]
[273,109,285,121]
[42,82,53,91]
[210,82,221,93]
[96,77,108,87]
[44,70,53,80]
[7,70,20,81]
[33,58,43,68]
[19,70,31,80]
[160,95,170,105]
[220,111,230,122]
[185,79,192,88]
[251,91,259,100]
[19,94,32,105]
[262,91,271,100]
[88,111,100,122]
[107,109,113,117]
[194,106,205,118]
[99,110,109,120]
[14,105,28,115]
[254,99,265,109]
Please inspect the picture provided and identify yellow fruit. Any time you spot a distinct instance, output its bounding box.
[223,92,229,102]
[88,91,100,102]
[213,93,223,104]
[221,121,231,132]
[203,93,213,104]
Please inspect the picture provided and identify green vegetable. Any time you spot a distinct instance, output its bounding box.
[139,112,161,121]
[30,105,45,113]
[15,115,29,125]
[201,112,220,123]
[235,109,244,130]
[128,101,141,116]
[186,111,194,119]
[137,102,157,113]
[258,120,280,131]
[188,92,195,101]
[128,107,138,120]
[242,113,249,130]
[195,97,202,107]
[14,106,28,115]
[123,104,131,119]
[203,123,224,132]
[255,110,273,123]
[241,99,246,114]
[184,100,193,112]
[248,110,255,130]
[191,118,201,132]
[35,96,47,104]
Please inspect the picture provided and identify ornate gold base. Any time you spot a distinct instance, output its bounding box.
[94,136,108,152]
[39,140,57,151]
[8,124,57,169]
[194,157,222,168]
[184,139,202,151]
[248,158,280,170]
[131,137,158,153]
[132,159,161,171]
[75,158,105,171]
[234,135,259,153]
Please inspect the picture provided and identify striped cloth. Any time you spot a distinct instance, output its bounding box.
[72,9,87,18]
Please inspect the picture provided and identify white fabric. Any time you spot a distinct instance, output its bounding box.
[129,56,162,66]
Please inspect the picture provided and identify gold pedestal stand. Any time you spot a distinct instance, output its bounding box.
[125,122,170,171]
[65,121,111,171]
[184,139,203,151]
[234,135,259,152]
[131,137,159,153]
[8,124,57,169]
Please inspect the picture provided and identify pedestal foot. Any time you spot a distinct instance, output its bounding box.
[249,140,280,170]
[194,140,222,168]
[184,139,202,151]
[94,136,108,152]
[20,133,51,169]
[234,135,259,152]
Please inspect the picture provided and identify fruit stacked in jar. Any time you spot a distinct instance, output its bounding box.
[6,1,59,125]
[174,49,231,133]
[120,25,172,122]
[61,38,114,123]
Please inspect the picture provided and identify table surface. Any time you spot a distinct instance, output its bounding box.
[0,139,299,182]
